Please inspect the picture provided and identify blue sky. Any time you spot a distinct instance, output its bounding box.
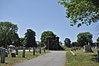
[0,0,99,42]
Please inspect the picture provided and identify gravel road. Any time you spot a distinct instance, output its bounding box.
[14,51,66,66]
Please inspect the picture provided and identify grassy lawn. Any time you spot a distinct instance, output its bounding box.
[0,50,48,66]
[65,48,99,66]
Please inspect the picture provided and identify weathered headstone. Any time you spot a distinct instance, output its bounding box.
[71,47,77,51]
[15,47,18,55]
[8,45,15,53]
[22,47,25,58]
[97,50,99,62]
[39,48,41,54]
[5,49,8,57]
[29,47,31,52]
[95,46,97,49]
[0,47,5,63]
[33,48,35,55]
[11,50,16,57]
[44,48,46,53]
[83,45,93,52]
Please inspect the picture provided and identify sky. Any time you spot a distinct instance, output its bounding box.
[0,0,99,42]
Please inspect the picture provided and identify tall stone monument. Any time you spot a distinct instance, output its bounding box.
[46,37,63,50]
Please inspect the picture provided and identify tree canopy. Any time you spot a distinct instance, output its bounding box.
[97,37,99,44]
[24,29,37,47]
[59,0,99,27]
[41,31,56,47]
[10,32,20,46]
[71,42,77,47]
[77,32,93,46]
[19,37,25,46]
[0,22,18,47]
[64,38,71,47]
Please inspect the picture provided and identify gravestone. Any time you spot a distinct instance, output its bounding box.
[39,48,41,54]
[0,47,5,63]
[0,47,8,57]
[97,50,99,62]
[33,48,35,55]
[5,49,8,57]
[8,45,15,53]
[44,48,46,53]
[15,47,18,55]
[11,50,16,57]
[83,45,93,52]
[22,47,25,58]
[71,47,77,51]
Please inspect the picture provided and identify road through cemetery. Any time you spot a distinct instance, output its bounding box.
[14,51,66,66]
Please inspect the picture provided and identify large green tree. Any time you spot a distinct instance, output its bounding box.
[96,37,99,47]
[59,0,99,27]
[97,37,99,44]
[41,31,56,47]
[71,42,77,47]
[0,22,18,48]
[24,29,37,47]
[64,38,71,47]
[77,32,93,46]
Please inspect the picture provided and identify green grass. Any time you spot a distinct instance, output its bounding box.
[0,51,48,66]
[65,48,99,66]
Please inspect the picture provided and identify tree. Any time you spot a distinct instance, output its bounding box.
[71,42,77,47]
[97,37,99,44]
[97,37,99,45]
[0,22,18,48]
[36,41,41,47]
[77,32,93,46]
[64,38,71,47]
[96,37,99,47]
[24,29,37,47]
[59,41,62,45]
[10,33,20,47]
[41,31,56,47]
[20,37,25,46]
[59,0,99,27]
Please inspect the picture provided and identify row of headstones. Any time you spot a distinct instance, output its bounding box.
[71,45,93,52]
[84,45,99,62]
[71,45,99,62]
[71,47,81,51]
[0,47,46,63]
[82,45,99,62]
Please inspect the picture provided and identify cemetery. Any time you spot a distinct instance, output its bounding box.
[0,46,47,66]
[0,29,99,66]
[66,48,99,66]
[0,0,99,66]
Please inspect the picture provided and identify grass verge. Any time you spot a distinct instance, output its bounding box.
[0,51,48,66]
[65,49,99,66]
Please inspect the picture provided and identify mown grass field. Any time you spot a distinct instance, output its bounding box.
[65,48,99,66]
[0,50,47,66]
